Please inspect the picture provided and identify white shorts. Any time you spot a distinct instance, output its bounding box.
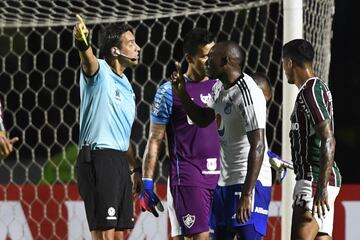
[292,179,340,236]
[167,178,182,237]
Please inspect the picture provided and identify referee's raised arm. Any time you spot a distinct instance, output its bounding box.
[73,14,98,77]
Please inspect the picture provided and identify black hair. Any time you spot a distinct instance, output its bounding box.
[183,28,215,55]
[252,71,272,103]
[282,39,314,67]
[220,40,246,68]
[100,23,133,60]
[252,71,271,85]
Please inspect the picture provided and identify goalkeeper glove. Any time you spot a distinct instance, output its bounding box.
[267,150,293,181]
[139,178,164,217]
[267,150,293,170]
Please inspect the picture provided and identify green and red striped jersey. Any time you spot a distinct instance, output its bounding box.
[290,77,341,187]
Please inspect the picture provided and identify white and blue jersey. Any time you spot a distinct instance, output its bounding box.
[79,59,136,151]
[207,73,272,187]
[207,73,272,237]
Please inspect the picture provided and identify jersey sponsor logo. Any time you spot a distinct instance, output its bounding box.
[224,102,232,114]
[202,170,220,175]
[254,206,268,215]
[106,207,117,220]
[202,158,220,174]
[207,158,217,171]
[152,98,162,116]
[298,96,311,118]
[200,93,211,104]
[291,122,299,130]
[115,89,121,101]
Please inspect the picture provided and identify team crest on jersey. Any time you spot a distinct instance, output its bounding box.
[200,93,211,104]
[182,214,195,228]
[224,102,232,114]
[115,89,121,101]
[206,158,217,171]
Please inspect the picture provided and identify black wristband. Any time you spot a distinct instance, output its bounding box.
[131,166,142,175]
[75,35,90,52]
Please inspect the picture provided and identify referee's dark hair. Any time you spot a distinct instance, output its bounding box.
[100,23,134,61]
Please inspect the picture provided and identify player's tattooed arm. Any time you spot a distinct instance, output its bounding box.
[142,122,166,179]
[312,119,335,217]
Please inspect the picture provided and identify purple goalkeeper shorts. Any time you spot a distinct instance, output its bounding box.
[170,185,214,236]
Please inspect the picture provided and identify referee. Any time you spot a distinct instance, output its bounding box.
[73,15,142,240]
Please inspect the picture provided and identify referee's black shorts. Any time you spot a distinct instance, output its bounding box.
[76,148,134,231]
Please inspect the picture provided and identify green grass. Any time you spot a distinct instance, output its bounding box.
[40,143,78,184]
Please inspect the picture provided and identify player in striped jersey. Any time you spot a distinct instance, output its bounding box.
[0,100,19,160]
[172,40,272,240]
[282,39,341,239]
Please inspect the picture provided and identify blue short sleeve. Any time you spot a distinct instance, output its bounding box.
[150,81,173,125]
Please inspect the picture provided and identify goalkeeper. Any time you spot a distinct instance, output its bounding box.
[141,28,220,239]
[73,15,142,240]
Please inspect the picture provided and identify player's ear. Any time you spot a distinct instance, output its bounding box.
[184,53,193,64]
[286,58,293,68]
[224,56,231,66]
[111,47,119,57]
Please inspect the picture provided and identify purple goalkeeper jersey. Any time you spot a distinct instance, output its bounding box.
[151,76,220,189]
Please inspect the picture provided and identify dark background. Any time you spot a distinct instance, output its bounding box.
[330,0,360,183]
[0,0,358,184]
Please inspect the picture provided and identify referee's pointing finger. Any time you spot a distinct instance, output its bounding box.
[76,14,85,25]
